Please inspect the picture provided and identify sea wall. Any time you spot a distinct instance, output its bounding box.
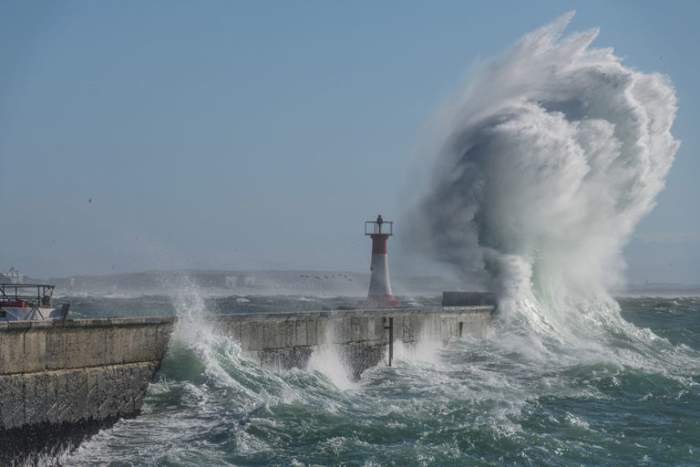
[0,317,174,432]
[216,306,493,378]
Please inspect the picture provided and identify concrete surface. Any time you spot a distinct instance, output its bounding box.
[216,306,494,378]
[0,317,174,431]
[0,306,492,434]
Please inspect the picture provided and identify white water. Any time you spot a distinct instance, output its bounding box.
[169,275,359,397]
[306,321,358,390]
[408,13,682,362]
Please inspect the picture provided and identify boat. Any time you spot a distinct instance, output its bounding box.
[0,283,69,321]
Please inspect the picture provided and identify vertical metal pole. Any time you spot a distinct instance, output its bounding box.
[383,316,394,367]
[388,317,393,367]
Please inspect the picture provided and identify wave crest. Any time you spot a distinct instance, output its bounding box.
[409,13,680,351]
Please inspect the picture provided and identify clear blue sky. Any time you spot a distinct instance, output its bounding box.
[0,1,698,283]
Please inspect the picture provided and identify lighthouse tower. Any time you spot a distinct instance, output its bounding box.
[365,215,399,307]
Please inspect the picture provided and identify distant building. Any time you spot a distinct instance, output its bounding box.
[239,275,256,287]
[7,267,24,284]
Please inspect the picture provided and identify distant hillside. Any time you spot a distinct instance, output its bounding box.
[48,269,465,297]
[12,267,700,298]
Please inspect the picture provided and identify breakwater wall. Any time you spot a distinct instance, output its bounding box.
[216,306,493,378]
[0,317,174,433]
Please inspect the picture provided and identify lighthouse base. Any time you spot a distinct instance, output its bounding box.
[367,295,401,307]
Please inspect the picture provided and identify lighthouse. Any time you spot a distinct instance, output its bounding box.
[365,214,399,306]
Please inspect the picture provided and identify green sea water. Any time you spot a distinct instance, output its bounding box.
[55,295,700,466]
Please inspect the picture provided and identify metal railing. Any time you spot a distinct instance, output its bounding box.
[365,220,393,235]
[0,284,55,307]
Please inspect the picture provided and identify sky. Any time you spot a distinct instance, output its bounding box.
[0,1,698,284]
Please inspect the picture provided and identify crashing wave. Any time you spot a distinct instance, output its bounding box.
[408,13,680,356]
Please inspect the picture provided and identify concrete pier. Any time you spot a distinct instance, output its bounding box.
[0,317,174,432]
[0,302,493,463]
[216,306,493,378]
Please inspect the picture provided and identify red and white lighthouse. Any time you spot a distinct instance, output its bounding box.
[365,214,399,307]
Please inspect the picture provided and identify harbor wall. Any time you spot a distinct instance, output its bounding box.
[216,306,493,378]
[0,317,174,432]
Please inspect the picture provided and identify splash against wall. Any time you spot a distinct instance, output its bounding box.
[409,12,679,346]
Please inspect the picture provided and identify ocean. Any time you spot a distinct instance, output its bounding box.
[47,293,700,466]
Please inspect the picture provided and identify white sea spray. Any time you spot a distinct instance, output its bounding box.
[408,13,683,365]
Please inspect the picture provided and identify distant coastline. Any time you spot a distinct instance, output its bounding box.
[2,269,694,298]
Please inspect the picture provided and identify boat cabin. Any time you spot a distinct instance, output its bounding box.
[0,284,69,321]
